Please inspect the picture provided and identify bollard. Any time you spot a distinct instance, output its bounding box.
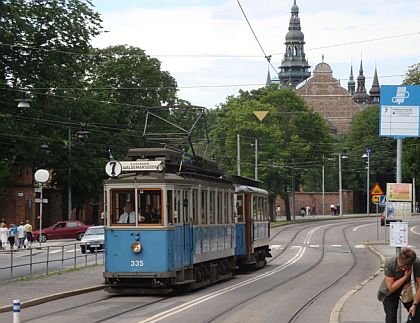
[13,299,20,323]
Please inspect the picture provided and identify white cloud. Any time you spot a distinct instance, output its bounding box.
[91,0,420,108]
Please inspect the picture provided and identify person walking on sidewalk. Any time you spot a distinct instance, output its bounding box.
[377,247,420,323]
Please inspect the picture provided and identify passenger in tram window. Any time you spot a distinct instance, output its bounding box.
[377,247,420,323]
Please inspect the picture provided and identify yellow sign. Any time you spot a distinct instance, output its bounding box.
[372,195,380,203]
[387,183,412,201]
[253,111,268,122]
[370,182,384,196]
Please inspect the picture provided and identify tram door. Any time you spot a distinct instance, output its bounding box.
[174,189,192,268]
[182,190,192,266]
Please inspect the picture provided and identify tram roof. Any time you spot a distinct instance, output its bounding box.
[104,171,233,188]
[234,185,269,195]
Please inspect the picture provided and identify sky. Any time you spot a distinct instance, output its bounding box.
[91,0,420,109]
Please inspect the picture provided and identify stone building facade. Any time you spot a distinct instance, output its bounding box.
[297,61,362,134]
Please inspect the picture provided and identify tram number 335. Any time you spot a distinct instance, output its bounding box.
[130,260,144,267]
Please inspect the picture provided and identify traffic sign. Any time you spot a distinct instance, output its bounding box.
[372,195,380,204]
[380,85,420,138]
[370,182,385,196]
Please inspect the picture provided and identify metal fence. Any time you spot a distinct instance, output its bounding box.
[0,241,104,281]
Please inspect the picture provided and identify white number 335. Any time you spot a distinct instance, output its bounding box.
[130,260,144,267]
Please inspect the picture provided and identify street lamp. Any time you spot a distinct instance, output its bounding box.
[362,149,371,216]
[67,123,89,221]
[338,152,348,216]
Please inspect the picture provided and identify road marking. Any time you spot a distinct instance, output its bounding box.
[139,247,306,323]
[352,223,374,232]
[331,244,342,247]
[410,226,420,235]
[309,244,319,248]
[354,245,365,249]
[303,223,334,244]
[270,244,282,249]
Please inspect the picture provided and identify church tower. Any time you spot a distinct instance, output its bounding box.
[278,0,310,88]
[352,60,371,104]
[347,65,355,95]
[369,67,380,103]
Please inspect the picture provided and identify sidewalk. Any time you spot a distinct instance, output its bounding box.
[0,264,104,313]
[334,241,409,323]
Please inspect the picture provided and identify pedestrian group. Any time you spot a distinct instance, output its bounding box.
[0,220,33,251]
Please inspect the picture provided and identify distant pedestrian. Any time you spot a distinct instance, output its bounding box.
[330,204,337,216]
[377,247,420,323]
[8,224,17,250]
[24,220,33,246]
[300,207,305,217]
[305,206,311,217]
[0,223,8,250]
[17,222,25,249]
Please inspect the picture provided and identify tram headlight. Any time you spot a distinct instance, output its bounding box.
[131,241,142,253]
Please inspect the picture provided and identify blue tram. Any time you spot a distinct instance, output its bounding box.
[103,148,270,293]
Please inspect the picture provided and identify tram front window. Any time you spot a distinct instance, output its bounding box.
[110,189,163,225]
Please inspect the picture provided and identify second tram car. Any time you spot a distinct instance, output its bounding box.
[103,148,270,293]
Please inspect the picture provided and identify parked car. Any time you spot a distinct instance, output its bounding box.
[33,221,90,243]
[80,225,104,254]
[380,204,396,226]
[380,213,398,226]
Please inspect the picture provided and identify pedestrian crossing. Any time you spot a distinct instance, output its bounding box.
[270,244,366,250]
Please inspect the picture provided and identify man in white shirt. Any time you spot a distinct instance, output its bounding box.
[17,222,25,248]
[118,203,145,224]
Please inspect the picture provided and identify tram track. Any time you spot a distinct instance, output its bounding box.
[202,218,369,323]
[17,218,373,323]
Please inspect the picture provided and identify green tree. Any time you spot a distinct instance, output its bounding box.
[404,63,420,85]
[0,0,103,215]
[402,63,420,191]
[210,86,333,220]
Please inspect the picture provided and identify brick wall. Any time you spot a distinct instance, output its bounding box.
[275,190,354,217]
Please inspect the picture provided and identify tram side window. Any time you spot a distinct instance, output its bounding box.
[235,195,244,222]
[137,189,162,224]
[110,189,135,225]
[217,191,223,224]
[209,190,216,224]
[174,190,181,224]
[257,196,262,220]
[263,198,268,220]
[183,190,189,223]
[201,190,207,224]
[253,195,257,219]
[167,190,173,225]
[230,193,234,223]
[223,192,228,223]
[192,189,198,225]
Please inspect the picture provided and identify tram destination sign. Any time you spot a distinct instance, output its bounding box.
[120,161,164,172]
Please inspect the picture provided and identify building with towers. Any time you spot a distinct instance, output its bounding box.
[269,1,382,134]
[278,0,311,88]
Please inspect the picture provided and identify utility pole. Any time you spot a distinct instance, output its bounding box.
[237,134,241,176]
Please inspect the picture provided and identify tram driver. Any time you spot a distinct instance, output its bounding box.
[118,202,145,224]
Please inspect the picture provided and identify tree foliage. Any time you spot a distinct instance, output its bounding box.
[209,86,333,219]
[0,2,180,216]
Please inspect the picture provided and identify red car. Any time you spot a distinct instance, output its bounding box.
[33,221,90,243]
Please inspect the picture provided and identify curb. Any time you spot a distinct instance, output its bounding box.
[329,241,385,323]
[0,285,104,313]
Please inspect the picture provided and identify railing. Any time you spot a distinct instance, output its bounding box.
[0,241,104,281]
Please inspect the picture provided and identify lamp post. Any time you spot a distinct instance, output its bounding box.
[67,126,72,221]
[338,153,348,216]
[362,149,371,216]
